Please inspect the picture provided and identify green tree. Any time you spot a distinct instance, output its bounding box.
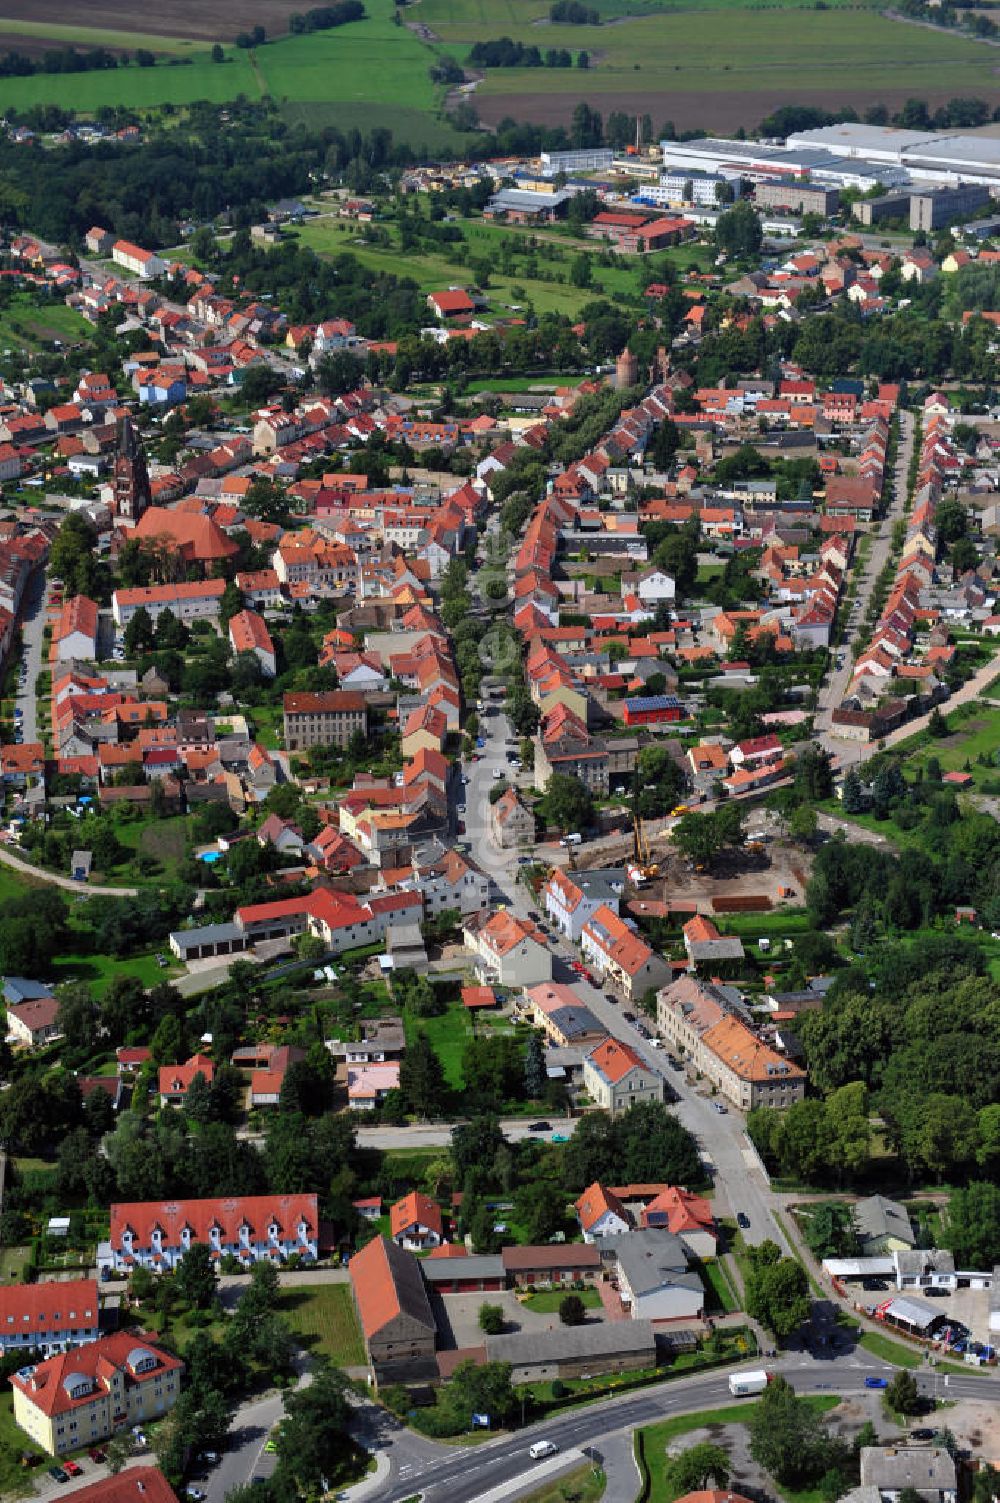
[886,1369,921,1416]
[748,1375,846,1487]
[941,1181,1000,1267]
[667,1442,731,1494]
[274,1364,351,1493]
[478,1302,505,1334]
[173,1242,218,1311]
[744,1240,810,1337]
[524,1031,546,1098]
[559,1293,586,1326]
[124,606,155,658]
[399,1031,447,1117]
[543,773,594,834]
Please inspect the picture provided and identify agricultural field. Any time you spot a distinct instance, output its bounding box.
[1,0,989,139]
[425,4,1000,133]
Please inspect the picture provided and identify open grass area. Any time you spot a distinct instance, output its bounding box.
[0,1391,35,1496]
[888,703,1000,788]
[279,1283,366,1366]
[52,946,178,996]
[0,294,92,354]
[638,1396,840,1503]
[700,1258,738,1315]
[518,1464,606,1503]
[0,49,259,110]
[522,1287,602,1314]
[859,1331,923,1368]
[0,1245,31,1283]
[403,1001,472,1091]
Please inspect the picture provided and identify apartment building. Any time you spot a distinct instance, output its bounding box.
[580,905,672,1003]
[282,690,367,750]
[583,1036,665,1117]
[0,1279,99,1357]
[11,1333,182,1455]
[107,1194,319,1272]
[112,578,226,628]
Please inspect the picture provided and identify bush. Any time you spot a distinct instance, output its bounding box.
[551,1378,567,1398]
[559,1293,587,1326]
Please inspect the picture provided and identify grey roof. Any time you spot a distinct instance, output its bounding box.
[855,1195,915,1247]
[487,189,574,213]
[894,1249,954,1278]
[614,1229,701,1300]
[3,977,55,1005]
[421,1254,505,1285]
[860,1448,957,1495]
[883,1295,944,1332]
[169,922,244,953]
[486,1318,656,1367]
[688,937,746,962]
[378,1237,436,1335]
[548,1004,603,1041]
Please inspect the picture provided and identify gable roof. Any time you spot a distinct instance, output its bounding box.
[348,1234,436,1340]
[575,1181,632,1234]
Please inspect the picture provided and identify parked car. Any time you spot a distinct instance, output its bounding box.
[737,1212,750,1230]
[185,1488,207,1501]
[861,1278,888,1291]
[87,1450,106,1464]
[63,1461,82,1478]
[712,1101,728,1114]
[622,1011,636,1023]
[528,1121,551,1132]
[48,1468,69,1484]
[864,1377,888,1389]
[923,1287,950,1298]
[911,1429,936,1441]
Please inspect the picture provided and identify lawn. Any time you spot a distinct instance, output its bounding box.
[0,294,93,354]
[403,1000,472,1090]
[0,1246,31,1283]
[522,1287,602,1314]
[859,1331,923,1369]
[637,1396,840,1503]
[279,1283,366,1365]
[699,1258,738,1315]
[0,1391,35,1497]
[293,219,605,321]
[52,947,177,997]
[518,1464,606,1503]
[0,49,259,111]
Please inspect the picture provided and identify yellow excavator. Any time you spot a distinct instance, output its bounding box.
[631,813,660,881]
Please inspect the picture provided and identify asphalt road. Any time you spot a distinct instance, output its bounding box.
[378,1359,996,1503]
[16,565,48,743]
[814,409,914,763]
[462,702,787,1252]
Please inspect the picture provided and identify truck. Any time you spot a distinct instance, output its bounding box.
[728,1371,772,1397]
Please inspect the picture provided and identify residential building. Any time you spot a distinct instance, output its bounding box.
[544,867,622,942]
[10,1333,182,1456]
[282,691,367,751]
[229,609,276,678]
[6,989,60,1047]
[698,1015,806,1111]
[523,981,605,1048]
[48,1470,178,1503]
[910,184,990,232]
[463,910,552,988]
[854,1195,915,1255]
[583,1036,665,1116]
[656,974,740,1059]
[490,787,535,849]
[347,1062,401,1110]
[613,1229,704,1322]
[53,596,99,661]
[682,914,746,971]
[158,1052,214,1107]
[112,578,226,628]
[0,1279,99,1357]
[859,1448,957,1503]
[754,181,839,216]
[575,1182,633,1242]
[111,240,167,278]
[640,1187,716,1257]
[348,1236,437,1376]
[391,1191,444,1251]
[581,905,671,1003]
[106,1194,319,1273]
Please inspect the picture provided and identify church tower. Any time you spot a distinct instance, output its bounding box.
[113,415,152,524]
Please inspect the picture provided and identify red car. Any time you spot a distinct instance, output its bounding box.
[63,1461,83,1477]
[88,1450,106,1464]
[570,961,585,975]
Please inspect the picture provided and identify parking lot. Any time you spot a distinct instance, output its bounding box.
[931,1286,994,1349]
[432,1290,609,1351]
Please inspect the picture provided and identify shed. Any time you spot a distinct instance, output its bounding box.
[71,850,92,882]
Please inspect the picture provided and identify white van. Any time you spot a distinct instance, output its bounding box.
[529,1440,558,1460]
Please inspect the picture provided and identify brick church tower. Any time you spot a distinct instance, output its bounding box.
[113,414,152,524]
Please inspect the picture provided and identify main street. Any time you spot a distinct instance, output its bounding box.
[377,1358,996,1503]
[463,697,789,1254]
[814,409,915,764]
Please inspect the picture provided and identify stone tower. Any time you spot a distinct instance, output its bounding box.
[615,348,639,390]
[113,414,152,525]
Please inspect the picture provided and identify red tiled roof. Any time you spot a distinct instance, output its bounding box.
[0,1278,98,1339]
[110,1194,317,1250]
[10,1331,182,1418]
[390,1191,443,1240]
